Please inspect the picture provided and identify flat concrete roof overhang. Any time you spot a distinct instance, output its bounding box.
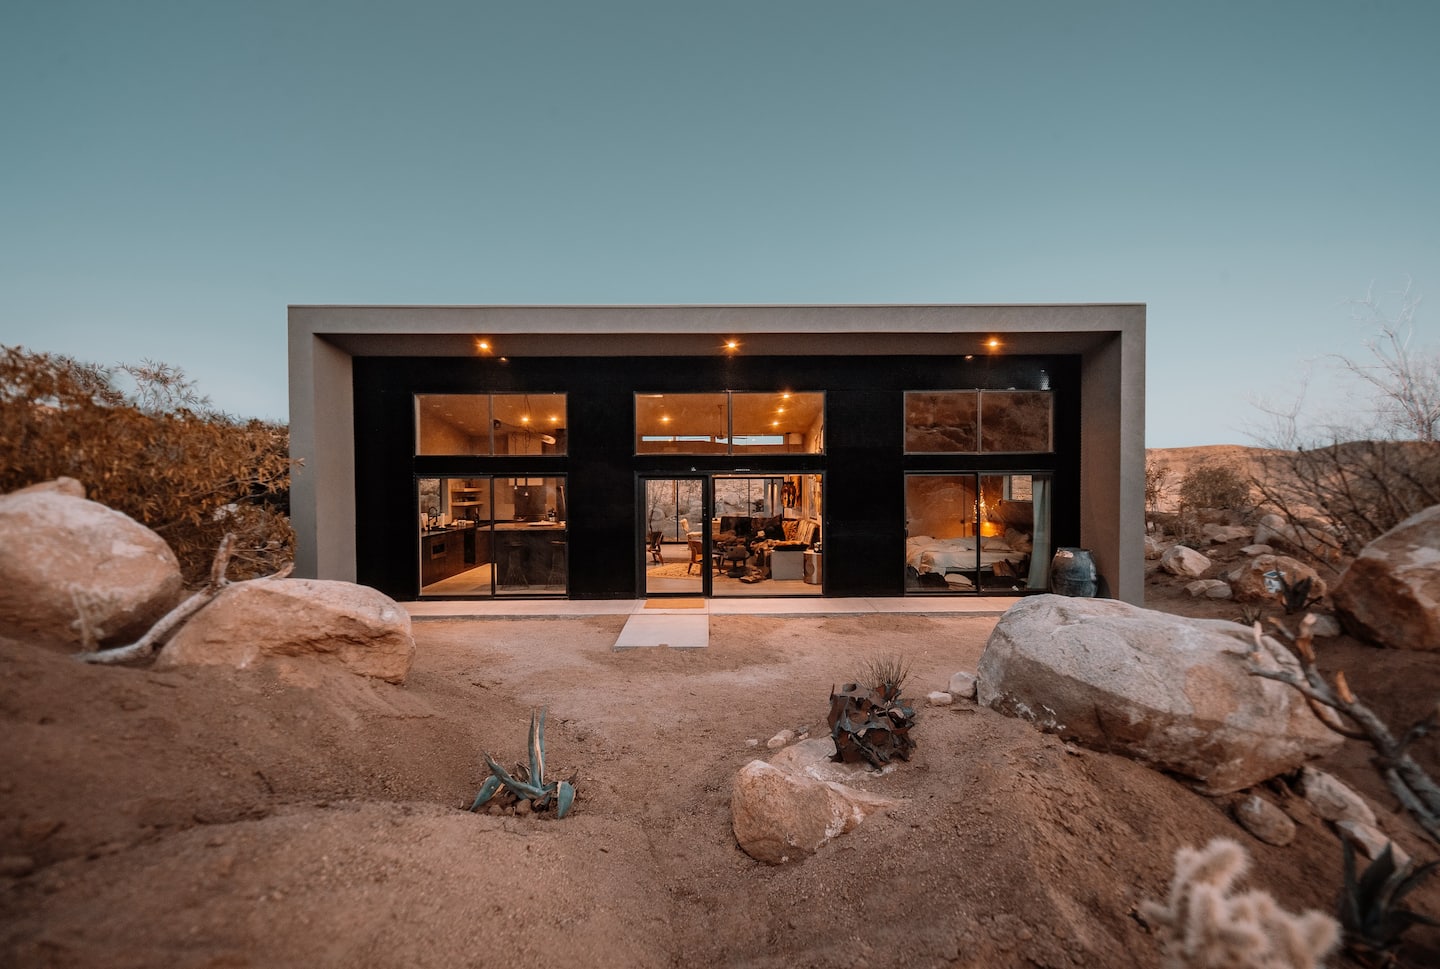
[288,304,1146,602]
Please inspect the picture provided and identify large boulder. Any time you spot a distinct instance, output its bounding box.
[976,595,1341,794]
[1332,504,1440,651]
[1225,554,1328,605]
[156,579,415,683]
[0,479,183,647]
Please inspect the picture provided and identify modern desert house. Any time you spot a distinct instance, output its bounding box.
[287,304,1145,604]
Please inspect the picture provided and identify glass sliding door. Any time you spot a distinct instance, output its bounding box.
[641,472,825,598]
[712,472,823,597]
[418,475,568,597]
[643,476,707,597]
[905,472,1050,594]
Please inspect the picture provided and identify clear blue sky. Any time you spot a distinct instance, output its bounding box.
[3,1,1436,447]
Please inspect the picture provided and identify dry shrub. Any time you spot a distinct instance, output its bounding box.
[0,345,293,583]
[1179,462,1253,513]
[1252,439,1440,558]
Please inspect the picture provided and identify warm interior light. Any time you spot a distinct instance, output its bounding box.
[661,415,671,423]
[986,337,1001,350]
[520,416,530,424]
[475,338,491,353]
[724,340,740,351]
[980,521,1004,538]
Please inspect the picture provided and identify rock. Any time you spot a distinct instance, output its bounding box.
[1203,524,1252,545]
[1240,544,1274,557]
[1234,795,1296,846]
[948,671,978,700]
[1160,546,1211,578]
[10,476,86,498]
[1185,579,1231,599]
[1308,614,1343,638]
[155,579,415,684]
[730,759,898,864]
[1332,504,1440,651]
[1296,768,1377,827]
[976,595,1343,795]
[1144,536,1166,560]
[769,737,896,784]
[1226,555,1328,605]
[0,483,183,647]
[1253,514,1343,561]
[766,728,796,750]
[926,691,953,707]
[1335,820,1409,867]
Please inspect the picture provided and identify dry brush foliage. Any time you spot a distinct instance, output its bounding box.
[0,345,293,583]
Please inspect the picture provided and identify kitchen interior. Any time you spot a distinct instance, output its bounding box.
[419,476,567,596]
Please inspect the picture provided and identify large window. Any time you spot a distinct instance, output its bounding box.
[904,391,1051,454]
[636,392,823,455]
[417,475,568,597]
[416,394,567,455]
[904,472,1051,594]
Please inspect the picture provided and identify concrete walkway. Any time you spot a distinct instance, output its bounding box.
[404,596,1016,650]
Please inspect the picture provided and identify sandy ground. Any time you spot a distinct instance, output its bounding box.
[3,507,1439,966]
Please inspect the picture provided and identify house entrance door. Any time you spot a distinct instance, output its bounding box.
[641,476,710,598]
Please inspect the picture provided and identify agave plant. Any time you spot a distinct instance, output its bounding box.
[470,708,577,819]
[1338,840,1439,967]
[1278,574,1320,615]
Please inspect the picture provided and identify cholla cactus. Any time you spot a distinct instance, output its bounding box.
[1141,838,1340,969]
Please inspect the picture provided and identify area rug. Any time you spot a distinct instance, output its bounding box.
[645,598,705,609]
[647,562,706,579]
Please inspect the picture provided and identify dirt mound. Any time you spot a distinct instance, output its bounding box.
[3,609,1438,967]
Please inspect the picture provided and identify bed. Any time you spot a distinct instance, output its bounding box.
[906,534,1030,590]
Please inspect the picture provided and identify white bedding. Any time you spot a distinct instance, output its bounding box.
[906,536,1015,575]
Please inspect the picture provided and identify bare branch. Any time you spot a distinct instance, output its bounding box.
[1247,614,1440,844]
[75,535,292,666]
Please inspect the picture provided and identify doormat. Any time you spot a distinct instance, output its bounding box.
[646,598,705,609]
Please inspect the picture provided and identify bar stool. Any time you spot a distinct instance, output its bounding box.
[546,541,566,587]
[501,541,528,587]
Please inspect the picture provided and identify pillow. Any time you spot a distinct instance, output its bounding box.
[982,537,1011,551]
[907,535,934,546]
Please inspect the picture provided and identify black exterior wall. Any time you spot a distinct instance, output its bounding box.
[352,352,1082,600]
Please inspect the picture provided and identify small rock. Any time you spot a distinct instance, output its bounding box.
[948,671,978,700]
[513,799,532,816]
[766,729,796,750]
[1185,579,1229,598]
[926,691,953,707]
[1308,614,1343,638]
[1240,544,1274,557]
[1160,545,1211,578]
[745,738,760,748]
[1336,820,1409,867]
[1233,794,1296,846]
[1297,768,1377,826]
[1203,524,1251,544]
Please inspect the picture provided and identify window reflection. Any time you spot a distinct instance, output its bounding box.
[903,390,1052,453]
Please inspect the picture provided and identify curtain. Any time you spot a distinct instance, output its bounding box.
[1027,476,1052,590]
